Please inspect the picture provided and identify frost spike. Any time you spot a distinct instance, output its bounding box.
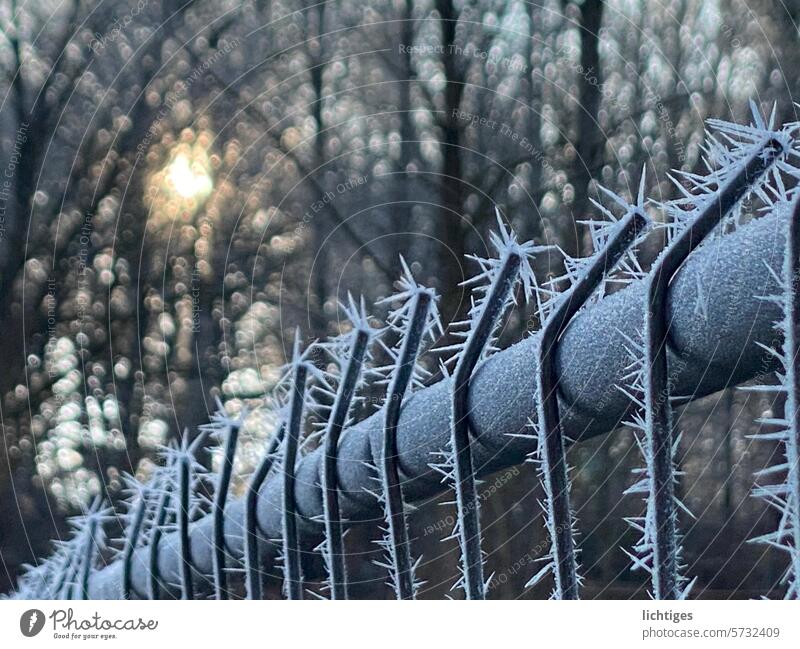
[148,480,173,600]
[245,423,285,600]
[210,409,242,600]
[645,129,785,599]
[78,497,107,600]
[321,326,371,600]
[61,553,82,600]
[752,193,800,598]
[536,206,647,599]
[382,290,433,599]
[121,484,148,599]
[451,221,533,600]
[784,196,800,597]
[282,337,310,600]
[177,444,194,600]
[151,429,209,600]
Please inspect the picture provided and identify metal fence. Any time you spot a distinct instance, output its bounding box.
[13,106,800,601]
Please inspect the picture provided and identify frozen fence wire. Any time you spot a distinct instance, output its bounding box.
[14,108,800,601]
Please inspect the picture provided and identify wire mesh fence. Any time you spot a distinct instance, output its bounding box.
[13,106,800,601]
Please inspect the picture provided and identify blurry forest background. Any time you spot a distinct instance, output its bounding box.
[1,0,799,597]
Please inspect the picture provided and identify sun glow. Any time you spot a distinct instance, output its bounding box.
[166,152,213,199]
[145,132,216,223]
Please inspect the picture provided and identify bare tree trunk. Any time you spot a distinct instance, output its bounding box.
[435,0,467,324]
[566,0,604,257]
[309,2,330,341]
